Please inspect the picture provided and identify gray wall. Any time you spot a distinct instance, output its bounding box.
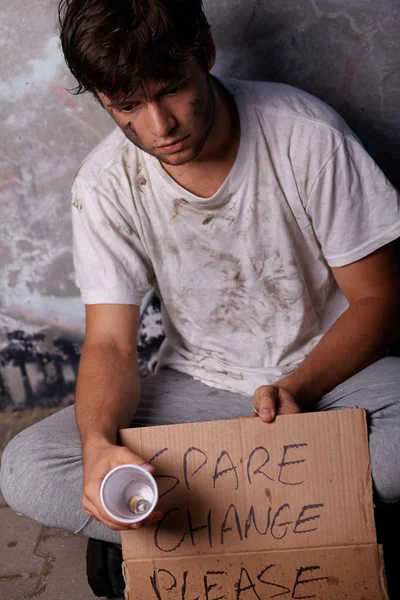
[1,0,399,410]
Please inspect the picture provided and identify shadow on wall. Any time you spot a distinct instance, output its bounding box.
[213,0,400,191]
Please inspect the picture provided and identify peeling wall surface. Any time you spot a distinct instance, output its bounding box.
[1,0,399,410]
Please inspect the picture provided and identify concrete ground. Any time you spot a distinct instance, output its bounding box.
[0,409,114,600]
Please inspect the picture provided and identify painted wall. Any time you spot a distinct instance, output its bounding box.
[1,0,399,410]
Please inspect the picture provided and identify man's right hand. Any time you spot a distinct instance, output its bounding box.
[82,441,163,531]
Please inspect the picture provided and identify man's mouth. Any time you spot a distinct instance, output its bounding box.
[156,135,190,153]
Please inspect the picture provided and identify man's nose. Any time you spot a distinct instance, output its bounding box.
[148,102,177,138]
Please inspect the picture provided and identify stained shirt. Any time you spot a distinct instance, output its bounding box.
[72,78,400,396]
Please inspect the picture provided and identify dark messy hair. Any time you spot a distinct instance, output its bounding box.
[58,0,213,102]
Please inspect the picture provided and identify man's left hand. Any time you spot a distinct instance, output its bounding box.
[252,385,301,423]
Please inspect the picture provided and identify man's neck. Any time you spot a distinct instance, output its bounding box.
[200,76,240,163]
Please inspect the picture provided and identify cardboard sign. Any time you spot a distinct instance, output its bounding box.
[120,409,389,600]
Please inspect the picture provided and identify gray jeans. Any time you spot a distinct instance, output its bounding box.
[1,357,400,544]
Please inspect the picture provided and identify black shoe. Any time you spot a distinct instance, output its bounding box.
[86,538,125,598]
[375,502,400,599]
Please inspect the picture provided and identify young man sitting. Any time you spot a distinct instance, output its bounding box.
[1,0,400,548]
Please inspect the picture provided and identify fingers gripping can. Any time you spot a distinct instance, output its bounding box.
[100,465,159,524]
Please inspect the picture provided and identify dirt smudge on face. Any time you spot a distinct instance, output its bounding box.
[126,121,137,134]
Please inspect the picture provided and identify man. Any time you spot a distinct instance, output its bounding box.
[1,0,400,546]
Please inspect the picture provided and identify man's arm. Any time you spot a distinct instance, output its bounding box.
[253,244,400,419]
[76,303,162,530]
[76,303,141,449]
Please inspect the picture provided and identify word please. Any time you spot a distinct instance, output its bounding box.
[149,563,332,600]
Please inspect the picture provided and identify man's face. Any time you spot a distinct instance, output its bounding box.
[98,64,216,167]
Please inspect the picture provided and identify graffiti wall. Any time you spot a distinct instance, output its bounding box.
[1,0,399,410]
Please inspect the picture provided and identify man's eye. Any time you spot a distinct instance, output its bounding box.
[166,86,181,96]
[121,105,136,113]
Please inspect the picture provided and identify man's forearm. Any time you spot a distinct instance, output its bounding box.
[278,296,399,409]
[75,342,140,451]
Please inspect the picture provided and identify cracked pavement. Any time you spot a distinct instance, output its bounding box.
[0,410,110,600]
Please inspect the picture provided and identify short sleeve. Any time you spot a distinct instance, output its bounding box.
[71,177,153,305]
[305,133,400,267]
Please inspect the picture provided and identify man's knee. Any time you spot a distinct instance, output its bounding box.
[0,426,49,517]
[373,475,400,505]
[371,448,400,505]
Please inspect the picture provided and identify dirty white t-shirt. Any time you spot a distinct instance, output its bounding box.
[72,78,400,397]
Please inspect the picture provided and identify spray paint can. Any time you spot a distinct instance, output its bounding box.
[100,464,158,524]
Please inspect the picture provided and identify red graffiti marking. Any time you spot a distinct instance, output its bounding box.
[0,244,10,260]
[48,81,78,110]
[0,170,19,193]
[340,45,367,99]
